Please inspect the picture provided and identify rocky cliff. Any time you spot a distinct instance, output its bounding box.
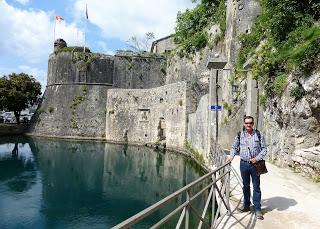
[263,69,320,176]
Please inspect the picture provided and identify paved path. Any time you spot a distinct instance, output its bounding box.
[220,156,320,229]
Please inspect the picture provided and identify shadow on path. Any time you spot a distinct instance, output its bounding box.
[262,196,297,212]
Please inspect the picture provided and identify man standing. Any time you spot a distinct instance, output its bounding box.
[227,116,267,220]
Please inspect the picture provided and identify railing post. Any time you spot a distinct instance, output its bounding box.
[226,165,231,215]
[185,190,190,229]
[211,171,216,227]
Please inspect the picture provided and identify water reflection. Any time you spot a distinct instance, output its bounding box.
[0,142,37,193]
[0,137,202,228]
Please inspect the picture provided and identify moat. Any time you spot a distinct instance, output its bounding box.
[0,137,203,228]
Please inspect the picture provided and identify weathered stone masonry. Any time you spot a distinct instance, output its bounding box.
[30,50,167,139]
[106,82,187,148]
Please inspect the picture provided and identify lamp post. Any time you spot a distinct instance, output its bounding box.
[206,56,227,156]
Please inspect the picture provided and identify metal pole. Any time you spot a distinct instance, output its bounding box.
[185,191,190,229]
[226,169,231,215]
[83,29,86,52]
[256,80,260,129]
[208,69,213,157]
[211,172,216,227]
[215,69,219,144]
[53,19,56,46]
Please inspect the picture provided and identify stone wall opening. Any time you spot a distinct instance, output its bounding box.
[158,117,166,141]
[78,71,87,82]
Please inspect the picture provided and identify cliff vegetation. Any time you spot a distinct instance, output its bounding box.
[174,0,226,57]
[236,0,320,99]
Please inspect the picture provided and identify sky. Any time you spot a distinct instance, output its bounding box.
[0,0,195,92]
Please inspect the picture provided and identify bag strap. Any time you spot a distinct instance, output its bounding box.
[255,129,262,149]
[240,129,262,158]
[236,131,241,154]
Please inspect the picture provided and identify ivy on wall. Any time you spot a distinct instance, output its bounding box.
[69,86,88,129]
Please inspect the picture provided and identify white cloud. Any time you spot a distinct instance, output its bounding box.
[15,0,30,5]
[73,0,194,41]
[0,65,46,92]
[97,41,115,55]
[0,0,84,64]
[18,65,47,92]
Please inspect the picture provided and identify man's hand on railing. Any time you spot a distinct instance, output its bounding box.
[226,156,234,163]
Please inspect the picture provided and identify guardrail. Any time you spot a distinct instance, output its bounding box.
[112,143,233,229]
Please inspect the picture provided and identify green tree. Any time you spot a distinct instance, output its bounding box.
[0,73,41,124]
[174,0,225,56]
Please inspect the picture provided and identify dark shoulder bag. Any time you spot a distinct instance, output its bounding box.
[253,130,268,176]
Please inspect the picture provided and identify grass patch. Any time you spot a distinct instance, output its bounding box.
[55,46,91,54]
[312,175,320,183]
[185,140,205,166]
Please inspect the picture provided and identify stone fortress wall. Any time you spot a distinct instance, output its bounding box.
[106,82,187,148]
[30,49,167,139]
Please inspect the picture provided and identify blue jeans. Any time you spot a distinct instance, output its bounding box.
[240,160,261,211]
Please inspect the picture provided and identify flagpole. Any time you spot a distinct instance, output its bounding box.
[83,3,87,53]
[83,30,86,52]
[83,3,89,52]
[54,18,56,44]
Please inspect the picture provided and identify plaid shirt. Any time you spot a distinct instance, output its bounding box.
[230,130,267,161]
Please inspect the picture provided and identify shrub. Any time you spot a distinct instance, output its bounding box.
[273,74,288,97]
[290,84,305,100]
[259,95,267,107]
[48,107,54,113]
[37,108,45,115]
[222,116,228,125]
[312,175,320,183]
[223,102,233,116]
[174,0,226,57]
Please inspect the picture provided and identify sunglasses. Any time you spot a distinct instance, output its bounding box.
[244,122,253,125]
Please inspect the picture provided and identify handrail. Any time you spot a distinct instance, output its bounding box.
[111,140,239,229]
[112,161,231,229]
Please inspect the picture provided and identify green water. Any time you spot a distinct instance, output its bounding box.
[0,137,204,228]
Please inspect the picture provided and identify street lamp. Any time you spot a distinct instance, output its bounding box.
[206,55,227,154]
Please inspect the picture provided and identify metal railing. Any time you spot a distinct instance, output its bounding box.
[112,143,233,229]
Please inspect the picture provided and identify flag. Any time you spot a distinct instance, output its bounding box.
[55,15,64,21]
[85,4,88,19]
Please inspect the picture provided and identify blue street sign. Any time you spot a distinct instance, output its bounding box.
[210,105,222,111]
